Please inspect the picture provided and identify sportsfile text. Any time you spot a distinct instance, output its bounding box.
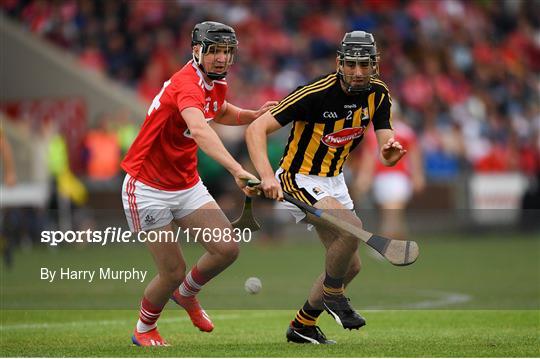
[40,227,253,246]
[41,227,134,246]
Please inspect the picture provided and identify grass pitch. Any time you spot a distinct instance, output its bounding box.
[1,232,539,356]
[1,309,538,357]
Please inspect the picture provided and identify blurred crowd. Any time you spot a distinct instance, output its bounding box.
[2,0,539,182]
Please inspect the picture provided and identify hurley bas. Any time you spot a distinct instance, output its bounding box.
[40,267,147,283]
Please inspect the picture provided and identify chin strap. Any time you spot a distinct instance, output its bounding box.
[338,73,371,94]
[346,83,371,93]
[192,53,227,81]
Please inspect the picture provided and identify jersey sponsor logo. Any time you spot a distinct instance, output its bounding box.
[322,127,365,148]
[323,111,339,119]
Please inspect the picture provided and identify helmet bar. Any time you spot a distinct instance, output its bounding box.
[337,58,379,93]
[200,43,236,66]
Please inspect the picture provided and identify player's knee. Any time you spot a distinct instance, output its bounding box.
[170,268,186,287]
[216,242,240,264]
[162,266,186,287]
[224,243,240,262]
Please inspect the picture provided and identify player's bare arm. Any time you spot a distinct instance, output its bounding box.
[245,111,284,201]
[182,107,258,196]
[375,129,407,166]
[213,101,278,126]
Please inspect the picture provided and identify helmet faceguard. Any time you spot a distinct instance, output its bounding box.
[191,21,238,80]
[337,31,380,93]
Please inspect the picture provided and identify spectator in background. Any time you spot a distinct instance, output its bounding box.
[113,109,137,157]
[0,128,17,268]
[420,106,465,181]
[78,37,106,74]
[3,0,538,221]
[137,61,165,104]
[0,128,17,187]
[353,104,425,240]
[47,121,87,228]
[83,113,121,182]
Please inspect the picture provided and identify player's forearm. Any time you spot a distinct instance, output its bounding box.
[375,129,402,166]
[245,123,274,179]
[235,109,257,125]
[191,126,243,175]
[215,103,256,126]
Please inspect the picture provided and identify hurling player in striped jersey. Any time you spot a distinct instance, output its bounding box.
[246,31,407,344]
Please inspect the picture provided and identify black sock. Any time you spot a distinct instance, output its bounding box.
[323,272,344,298]
[293,300,323,327]
[302,300,323,318]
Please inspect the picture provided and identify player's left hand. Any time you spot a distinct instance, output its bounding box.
[381,137,407,165]
[235,170,262,197]
[253,101,278,119]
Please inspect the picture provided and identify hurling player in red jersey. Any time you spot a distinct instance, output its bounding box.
[122,21,276,346]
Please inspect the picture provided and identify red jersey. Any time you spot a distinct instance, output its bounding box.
[366,120,417,177]
[122,61,228,190]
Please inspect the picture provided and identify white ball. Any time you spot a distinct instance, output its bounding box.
[244,277,262,294]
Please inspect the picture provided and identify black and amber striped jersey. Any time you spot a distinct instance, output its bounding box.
[270,72,392,177]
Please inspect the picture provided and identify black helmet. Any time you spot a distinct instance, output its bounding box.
[191,21,238,80]
[337,31,379,93]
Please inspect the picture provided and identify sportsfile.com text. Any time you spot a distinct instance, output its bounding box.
[40,227,253,246]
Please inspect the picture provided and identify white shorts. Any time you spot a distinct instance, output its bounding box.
[275,168,354,223]
[122,174,215,232]
[372,172,412,205]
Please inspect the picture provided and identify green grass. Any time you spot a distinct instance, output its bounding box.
[1,233,539,356]
[1,309,538,357]
[1,234,539,309]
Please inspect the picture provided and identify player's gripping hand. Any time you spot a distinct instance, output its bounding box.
[381,137,407,166]
[253,101,279,119]
[235,169,261,197]
[260,176,283,201]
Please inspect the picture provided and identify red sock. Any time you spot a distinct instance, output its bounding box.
[136,297,164,333]
[178,266,210,297]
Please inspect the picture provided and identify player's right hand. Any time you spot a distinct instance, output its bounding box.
[234,169,261,197]
[260,176,283,201]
